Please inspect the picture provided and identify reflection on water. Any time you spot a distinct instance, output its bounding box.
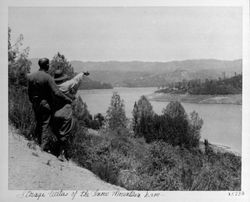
[79,87,242,154]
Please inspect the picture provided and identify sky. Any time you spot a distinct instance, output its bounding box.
[8,7,242,62]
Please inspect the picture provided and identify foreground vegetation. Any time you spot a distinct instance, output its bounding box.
[8,28,241,190]
[71,128,241,190]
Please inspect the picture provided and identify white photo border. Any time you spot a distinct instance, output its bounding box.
[1,0,249,202]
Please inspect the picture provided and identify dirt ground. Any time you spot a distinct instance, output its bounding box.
[8,126,124,190]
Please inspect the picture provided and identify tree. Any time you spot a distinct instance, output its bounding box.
[8,27,35,140]
[132,102,139,134]
[162,101,187,119]
[161,101,190,147]
[132,95,155,138]
[8,27,31,87]
[137,95,154,117]
[49,52,74,78]
[188,111,203,148]
[8,27,16,62]
[161,101,203,149]
[105,92,127,130]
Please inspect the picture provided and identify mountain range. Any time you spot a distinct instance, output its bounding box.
[30,58,242,87]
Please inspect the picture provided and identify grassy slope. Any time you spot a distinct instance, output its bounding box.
[71,128,241,191]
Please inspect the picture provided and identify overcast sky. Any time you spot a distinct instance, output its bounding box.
[8,7,242,62]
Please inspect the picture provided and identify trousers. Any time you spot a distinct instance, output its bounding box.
[33,99,52,151]
[52,104,76,158]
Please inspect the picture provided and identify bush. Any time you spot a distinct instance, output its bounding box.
[94,113,105,127]
[139,141,180,175]
[72,95,92,127]
[136,141,184,190]
[191,162,240,190]
[8,86,36,140]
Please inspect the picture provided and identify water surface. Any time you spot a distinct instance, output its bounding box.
[79,87,242,154]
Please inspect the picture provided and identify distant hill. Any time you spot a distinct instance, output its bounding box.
[70,59,242,73]
[30,58,242,87]
[78,76,112,90]
[156,74,242,95]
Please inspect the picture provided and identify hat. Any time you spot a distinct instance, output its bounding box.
[54,69,69,84]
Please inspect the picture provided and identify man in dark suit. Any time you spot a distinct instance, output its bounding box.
[28,58,72,151]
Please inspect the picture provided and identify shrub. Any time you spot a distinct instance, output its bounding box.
[94,113,105,127]
[137,141,183,190]
[150,168,183,190]
[89,120,100,129]
[191,163,240,190]
[92,161,119,185]
[72,95,92,127]
[8,86,36,140]
[139,141,180,175]
[117,169,140,190]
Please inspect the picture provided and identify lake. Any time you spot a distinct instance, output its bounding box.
[79,87,242,154]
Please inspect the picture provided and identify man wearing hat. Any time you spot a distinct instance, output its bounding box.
[28,58,73,151]
[54,69,89,100]
[52,69,89,161]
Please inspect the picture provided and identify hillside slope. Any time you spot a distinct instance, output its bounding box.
[8,127,124,190]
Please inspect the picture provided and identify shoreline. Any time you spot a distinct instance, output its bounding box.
[199,141,241,157]
[148,93,242,105]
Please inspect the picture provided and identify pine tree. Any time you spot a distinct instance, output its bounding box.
[49,52,74,78]
[105,92,127,130]
[162,101,187,119]
[137,95,154,118]
[188,111,203,148]
[133,95,154,138]
[162,101,189,147]
[132,102,139,134]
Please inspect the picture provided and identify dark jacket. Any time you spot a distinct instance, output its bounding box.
[28,69,72,112]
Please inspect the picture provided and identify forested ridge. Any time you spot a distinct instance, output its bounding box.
[156,74,242,95]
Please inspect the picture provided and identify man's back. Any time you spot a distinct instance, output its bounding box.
[28,69,72,110]
[28,70,53,105]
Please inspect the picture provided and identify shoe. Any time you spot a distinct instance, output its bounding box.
[58,150,67,162]
[58,154,67,162]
